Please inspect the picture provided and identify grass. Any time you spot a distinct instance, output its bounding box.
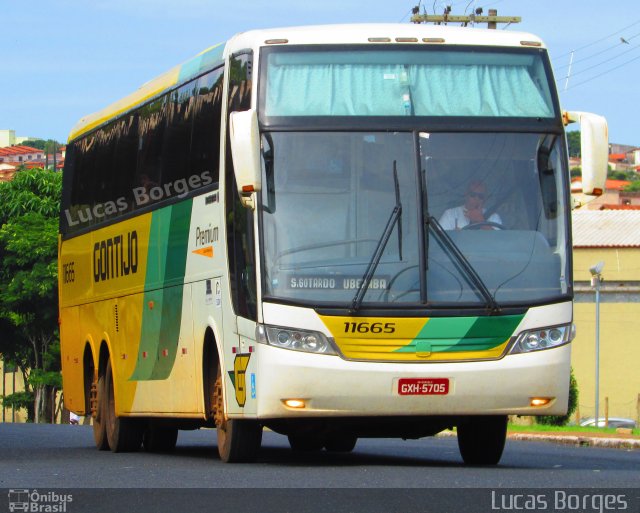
[508,423,639,437]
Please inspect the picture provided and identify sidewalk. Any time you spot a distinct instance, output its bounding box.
[506,429,640,450]
[438,429,640,450]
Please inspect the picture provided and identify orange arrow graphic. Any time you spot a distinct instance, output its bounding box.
[192,246,213,258]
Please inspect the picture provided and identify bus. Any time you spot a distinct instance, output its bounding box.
[59,23,608,465]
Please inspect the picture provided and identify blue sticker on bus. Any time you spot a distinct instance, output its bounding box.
[251,373,256,399]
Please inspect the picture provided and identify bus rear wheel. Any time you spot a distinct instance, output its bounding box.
[104,357,143,452]
[214,364,262,463]
[456,415,507,465]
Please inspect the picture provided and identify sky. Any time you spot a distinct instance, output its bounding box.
[1,0,639,146]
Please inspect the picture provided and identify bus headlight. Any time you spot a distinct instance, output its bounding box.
[256,325,337,355]
[510,324,574,354]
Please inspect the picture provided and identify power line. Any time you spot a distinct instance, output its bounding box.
[552,18,640,61]
[562,52,640,92]
[554,31,640,71]
[399,7,415,22]
[556,42,640,83]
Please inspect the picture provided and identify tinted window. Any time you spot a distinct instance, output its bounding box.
[135,96,167,203]
[62,66,224,236]
[191,68,224,184]
[161,83,196,187]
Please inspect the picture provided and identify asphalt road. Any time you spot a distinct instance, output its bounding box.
[0,423,638,513]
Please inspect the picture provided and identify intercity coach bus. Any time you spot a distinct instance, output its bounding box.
[59,24,608,465]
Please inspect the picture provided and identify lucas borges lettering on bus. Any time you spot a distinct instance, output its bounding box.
[65,171,213,228]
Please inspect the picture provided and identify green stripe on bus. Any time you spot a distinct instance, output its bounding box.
[149,201,192,380]
[130,201,193,381]
[394,314,524,354]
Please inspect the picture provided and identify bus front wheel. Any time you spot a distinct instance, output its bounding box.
[92,374,109,450]
[457,415,507,465]
[104,357,144,452]
[214,364,262,463]
[324,434,357,453]
[288,435,324,452]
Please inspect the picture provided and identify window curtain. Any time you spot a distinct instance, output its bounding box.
[265,62,553,118]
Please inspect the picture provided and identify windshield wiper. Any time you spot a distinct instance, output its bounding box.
[427,215,501,314]
[351,162,403,312]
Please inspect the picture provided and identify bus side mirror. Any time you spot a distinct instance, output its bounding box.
[229,109,261,209]
[564,111,608,197]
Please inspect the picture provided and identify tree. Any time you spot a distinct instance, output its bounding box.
[566,130,581,158]
[622,181,640,192]
[20,139,47,150]
[20,139,63,152]
[0,168,62,422]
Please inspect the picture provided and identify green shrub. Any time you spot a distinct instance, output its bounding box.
[536,368,578,426]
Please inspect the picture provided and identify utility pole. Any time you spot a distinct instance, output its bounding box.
[411,7,520,29]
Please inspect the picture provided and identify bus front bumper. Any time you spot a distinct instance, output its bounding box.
[253,343,570,419]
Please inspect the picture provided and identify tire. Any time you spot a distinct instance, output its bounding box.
[324,435,357,453]
[143,426,179,453]
[92,373,109,451]
[457,415,508,465]
[214,364,262,463]
[104,358,143,453]
[288,435,324,452]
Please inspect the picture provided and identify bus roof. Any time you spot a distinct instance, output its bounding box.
[68,23,546,142]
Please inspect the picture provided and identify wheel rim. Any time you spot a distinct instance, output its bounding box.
[214,368,228,448]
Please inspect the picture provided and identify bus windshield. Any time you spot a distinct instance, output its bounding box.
[260,131,570,308]
[263,46,556,118]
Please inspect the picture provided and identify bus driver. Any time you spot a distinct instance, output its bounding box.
[439,180,502,230]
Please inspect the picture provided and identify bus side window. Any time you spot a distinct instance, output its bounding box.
[112,113,138,213]
[160,83,195,190]
[135,96,167,202]
[190,67,224,185]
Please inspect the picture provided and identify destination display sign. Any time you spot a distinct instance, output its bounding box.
[286,275,389,290]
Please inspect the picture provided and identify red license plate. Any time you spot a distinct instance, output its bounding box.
[398,378,449,395]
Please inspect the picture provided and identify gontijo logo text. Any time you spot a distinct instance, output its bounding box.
[93,231,138,283]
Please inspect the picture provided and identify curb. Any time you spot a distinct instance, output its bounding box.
[437,431,640,450]
[507,433,640,450]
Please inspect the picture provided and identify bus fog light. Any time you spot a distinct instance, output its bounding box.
[283,399,306,409]
[511,324,572,354]
[257,325,337,355]
[530,397,553,407]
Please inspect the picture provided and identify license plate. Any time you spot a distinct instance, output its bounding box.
[398,378,449,395]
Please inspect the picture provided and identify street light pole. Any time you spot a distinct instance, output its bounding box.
[590,261,604,427]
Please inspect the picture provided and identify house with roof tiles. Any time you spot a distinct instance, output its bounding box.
[0,145,44,164]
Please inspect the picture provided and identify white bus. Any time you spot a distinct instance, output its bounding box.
[60,24,607,465]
